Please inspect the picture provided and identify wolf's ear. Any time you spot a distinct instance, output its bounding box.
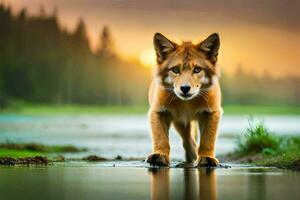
[197,33,220,64]
[153,33,177,64]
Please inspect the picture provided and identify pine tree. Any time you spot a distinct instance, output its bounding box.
[96,25,116,58]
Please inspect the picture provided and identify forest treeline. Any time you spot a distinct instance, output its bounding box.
[0,4,299,107]
[221,68,300,106]
[0,4,150,106]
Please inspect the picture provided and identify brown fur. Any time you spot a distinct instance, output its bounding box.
[147,33,222,166]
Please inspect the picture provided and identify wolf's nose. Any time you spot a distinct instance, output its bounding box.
[180,85,191,94]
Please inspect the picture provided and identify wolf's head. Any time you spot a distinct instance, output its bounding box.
[153,33,220,100]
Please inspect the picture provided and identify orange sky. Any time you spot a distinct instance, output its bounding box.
[5,0,300,77]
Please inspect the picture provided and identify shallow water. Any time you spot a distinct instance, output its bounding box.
[1,114,300,199]
[0,162,299,200]
[0,114,299,160]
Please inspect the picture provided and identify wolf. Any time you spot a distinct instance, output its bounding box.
[147,32,222,166]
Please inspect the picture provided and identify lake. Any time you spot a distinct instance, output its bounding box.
[1,114,300,200]
[0,114,299,160]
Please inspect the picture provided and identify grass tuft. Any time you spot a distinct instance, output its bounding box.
[231,119,300,170]
[236,121,279,156]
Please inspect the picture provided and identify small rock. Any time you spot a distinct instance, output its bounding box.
[83,155,107,161]
[115,155,123,160]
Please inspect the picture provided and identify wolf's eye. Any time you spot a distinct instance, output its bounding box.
[170,66,180,74]
[193,67,202,73]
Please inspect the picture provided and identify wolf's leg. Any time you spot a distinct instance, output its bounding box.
[173,121,198,163]
[147,111,172,166]
[196,111,221,166]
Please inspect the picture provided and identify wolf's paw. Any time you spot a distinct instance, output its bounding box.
[146,153,169,166]
[196,156,219,167]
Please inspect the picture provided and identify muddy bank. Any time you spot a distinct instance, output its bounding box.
[0,154,145,166]
[82,155,108,161]
[0,156,49,166]
[220,153,300,171]
[80,155,144,162]
[1,153,298,171]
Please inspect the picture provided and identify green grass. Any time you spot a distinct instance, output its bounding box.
[236,121,280,156]
[0,143,87,153]
[256,151,300,170]
[231,121,300,170]
[1,103,299,115]
[223,105,300,115]
[0,104,148,115]
[0,143,86,158]
[0,149,46,158]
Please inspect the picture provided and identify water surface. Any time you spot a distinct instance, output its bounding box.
[0,162,299,200]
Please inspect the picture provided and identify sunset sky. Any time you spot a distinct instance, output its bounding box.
[5,0,300,77]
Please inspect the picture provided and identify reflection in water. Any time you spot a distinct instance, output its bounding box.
[247,172,266,200]
[150,168,170,200]
[149,168,217,200]
[198,169,217,200]
[1,164,300,200]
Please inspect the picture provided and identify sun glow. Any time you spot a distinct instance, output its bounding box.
[140,48,156,68]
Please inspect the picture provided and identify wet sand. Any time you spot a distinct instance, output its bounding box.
[0,161,299,200]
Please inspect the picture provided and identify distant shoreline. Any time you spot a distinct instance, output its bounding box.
[1,104,300,115]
